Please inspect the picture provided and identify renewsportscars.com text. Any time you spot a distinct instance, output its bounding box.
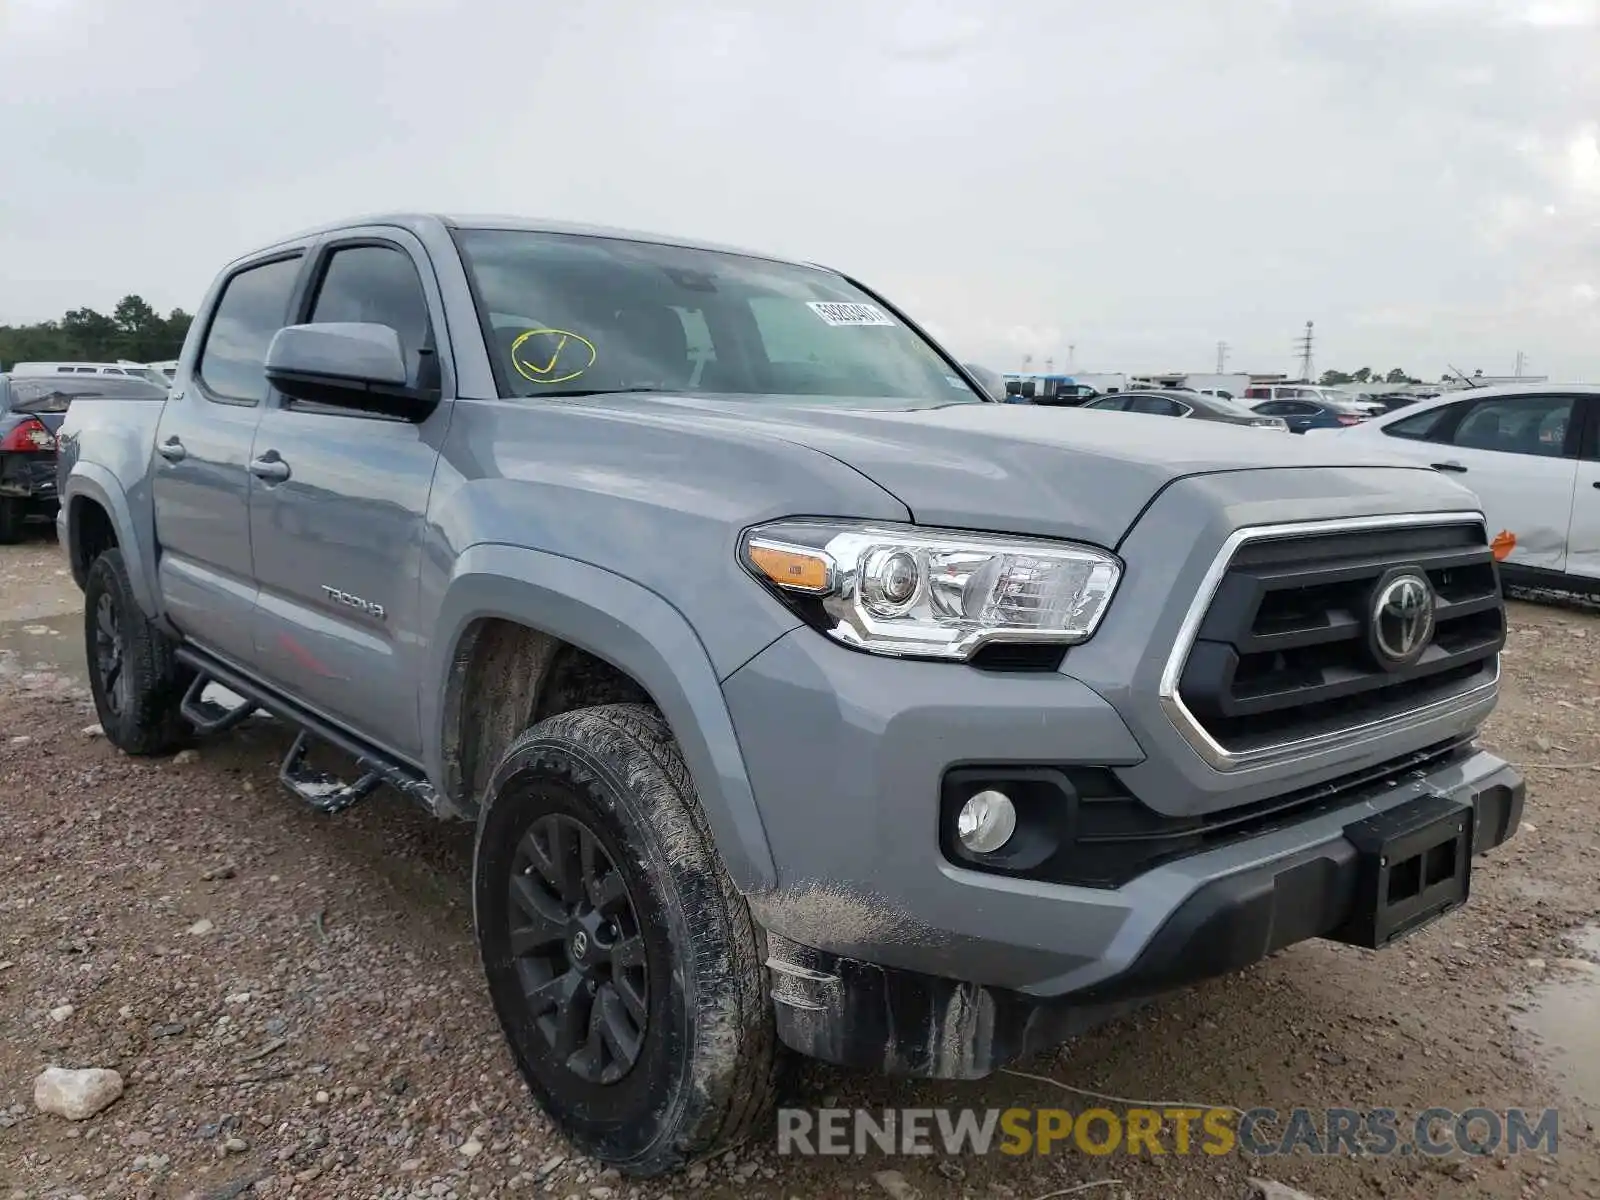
[777,1106,1560,1159]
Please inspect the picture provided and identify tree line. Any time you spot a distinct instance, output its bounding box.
[1318,366,1419,387]
[0,296,192,369]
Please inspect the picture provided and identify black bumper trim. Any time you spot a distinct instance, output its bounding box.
[767,761,1524,1078]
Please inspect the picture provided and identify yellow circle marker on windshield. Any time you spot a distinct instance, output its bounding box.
[510,328,597,384]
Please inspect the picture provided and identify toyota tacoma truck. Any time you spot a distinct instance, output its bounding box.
[55,214,1523,1176]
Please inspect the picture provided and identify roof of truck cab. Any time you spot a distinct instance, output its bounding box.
[235,213,817,271]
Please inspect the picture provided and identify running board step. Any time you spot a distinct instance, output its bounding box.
[180,673,259,735]
[279,731,383,815]
[172,647,445,819]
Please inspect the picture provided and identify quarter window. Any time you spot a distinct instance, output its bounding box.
[1383,404,1458,442]
[197,256,303,404]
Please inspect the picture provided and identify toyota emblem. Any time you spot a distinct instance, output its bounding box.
[1371,571,1436,668]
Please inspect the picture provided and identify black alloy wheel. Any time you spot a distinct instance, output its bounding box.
[92,590,128,718]
[507,812,649,1085]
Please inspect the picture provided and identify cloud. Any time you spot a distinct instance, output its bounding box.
[1,0,1597,383]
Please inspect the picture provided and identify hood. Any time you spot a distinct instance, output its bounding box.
[567,394,1430,546]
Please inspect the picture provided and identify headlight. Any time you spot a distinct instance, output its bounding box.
[740,521,1122,660]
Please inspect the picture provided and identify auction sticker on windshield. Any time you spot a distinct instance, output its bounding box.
[808,301,896,327]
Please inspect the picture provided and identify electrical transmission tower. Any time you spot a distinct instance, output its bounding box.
[1293,322,1315,382]
[1216,341,1230,373]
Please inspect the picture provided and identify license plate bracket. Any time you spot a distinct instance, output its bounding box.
[1331,793,1473,949]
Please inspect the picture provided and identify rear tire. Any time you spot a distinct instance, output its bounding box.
[474,703,780,1177]
[0,498,25,544]
[83,548,193,755]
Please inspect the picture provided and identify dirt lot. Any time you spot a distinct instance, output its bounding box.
[1,532,1598,1200]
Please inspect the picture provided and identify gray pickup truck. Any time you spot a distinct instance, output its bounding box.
[56,214,1523,1176]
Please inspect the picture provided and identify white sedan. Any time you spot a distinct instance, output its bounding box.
[1309,383,1600,588]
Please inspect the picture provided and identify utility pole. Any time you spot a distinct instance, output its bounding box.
[1514,350,1528,378]
[1293,321,1315,382]
[1216,341,1230,373]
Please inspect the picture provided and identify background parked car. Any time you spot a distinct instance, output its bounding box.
[1310,383,1600,591]
[0,373,167,541]
[1366,392,1421,412]
[1249,393,1376,432]
[1083,388,1290,429]
[1243,383,1382,414]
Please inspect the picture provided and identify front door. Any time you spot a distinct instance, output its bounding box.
[151,253,306,664]
[1422,392,1580,573]
[1558,397,1600,581]
[247,232,451,759]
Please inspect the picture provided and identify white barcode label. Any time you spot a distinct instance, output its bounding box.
[807,301,896,327]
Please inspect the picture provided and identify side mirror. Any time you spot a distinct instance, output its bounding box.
[265,323,437,421]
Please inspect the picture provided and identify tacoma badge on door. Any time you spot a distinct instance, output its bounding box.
[320,585,386,620]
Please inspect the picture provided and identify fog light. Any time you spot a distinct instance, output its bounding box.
[956,789,1016,854]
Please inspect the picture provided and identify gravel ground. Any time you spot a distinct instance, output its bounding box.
[1,532,1598,1200]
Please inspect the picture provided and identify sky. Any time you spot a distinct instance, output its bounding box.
[1,0,1597,382]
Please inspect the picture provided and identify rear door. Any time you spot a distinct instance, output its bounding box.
[1378,393,1580,572]
[246,229,451,758]
[151,252,306,664]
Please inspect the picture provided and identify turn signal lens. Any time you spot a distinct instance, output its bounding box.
[748,542,832,593]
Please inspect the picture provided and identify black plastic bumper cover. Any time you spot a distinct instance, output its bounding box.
[768,762,1523,1078]
[0,451,57,501]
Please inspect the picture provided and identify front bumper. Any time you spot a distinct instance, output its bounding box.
[722,626,1523,1078]
[763,755,1521,1078]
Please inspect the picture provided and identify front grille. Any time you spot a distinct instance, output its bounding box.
[1174,519,1503,760]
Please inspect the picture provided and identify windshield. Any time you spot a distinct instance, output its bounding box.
[454,228,982,405]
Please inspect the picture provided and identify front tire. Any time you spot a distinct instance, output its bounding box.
[474,703,780,1177]
[83,548,193,755]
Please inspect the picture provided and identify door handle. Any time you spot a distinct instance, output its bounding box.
[156,437,186,463]
[249,452,291,483]
[1430,460,1467,473]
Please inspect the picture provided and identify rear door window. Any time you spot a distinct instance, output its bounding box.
[1126,395,1185,416]
[196,256,304,405]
